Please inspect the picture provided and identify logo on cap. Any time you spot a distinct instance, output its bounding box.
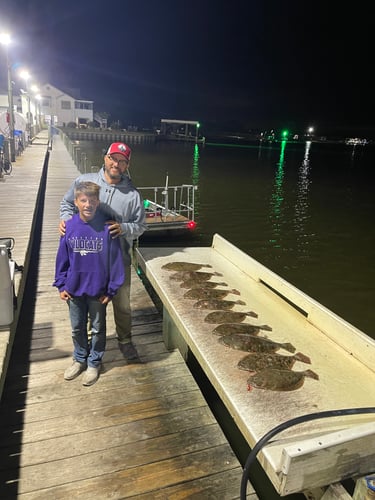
[118,144,127,152]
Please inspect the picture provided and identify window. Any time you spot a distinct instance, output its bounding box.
[61,101,71,110]
[75,101,93,110]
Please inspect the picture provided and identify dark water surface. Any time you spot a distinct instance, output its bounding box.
[80,138,375,338]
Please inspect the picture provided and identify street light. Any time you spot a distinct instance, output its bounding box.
[0,33,16,161]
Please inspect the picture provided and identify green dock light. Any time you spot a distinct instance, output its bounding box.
[281,129,289,139]
[143,199,150,208]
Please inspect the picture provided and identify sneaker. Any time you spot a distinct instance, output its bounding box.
[118,342,140,361]
[82,366,100,386]
[64,360,86,380]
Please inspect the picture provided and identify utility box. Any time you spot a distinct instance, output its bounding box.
[0,245,14,327]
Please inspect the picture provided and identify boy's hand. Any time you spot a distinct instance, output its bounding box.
[99,295,111,305]
[59,290,71,301]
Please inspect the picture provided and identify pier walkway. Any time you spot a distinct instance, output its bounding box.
[0,131,257,499]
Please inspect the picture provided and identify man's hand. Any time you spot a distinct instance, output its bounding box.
[59,220,66,236]
[106,220,123,238]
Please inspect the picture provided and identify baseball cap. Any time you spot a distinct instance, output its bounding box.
[106,142,131,162]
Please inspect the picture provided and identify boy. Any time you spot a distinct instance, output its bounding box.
[53,182,125,386]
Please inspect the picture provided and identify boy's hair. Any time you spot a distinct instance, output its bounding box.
[74,181,100,199]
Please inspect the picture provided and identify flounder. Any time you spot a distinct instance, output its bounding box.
[238,351,311,372]
[162,261,212,272]
[204,310,258,323]
[183,288,240,300]
[218,333,296,353]
[193,298,246,310]
[169,270,223,282]
[212,323,273,336]
[180,279,228,289]
[247,368,319,391]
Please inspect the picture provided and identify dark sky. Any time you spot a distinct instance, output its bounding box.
[1,0,374,136]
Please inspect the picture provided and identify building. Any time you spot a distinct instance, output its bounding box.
[39,83,94,127]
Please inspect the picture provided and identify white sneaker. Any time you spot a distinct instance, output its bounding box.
[82,366,100,386]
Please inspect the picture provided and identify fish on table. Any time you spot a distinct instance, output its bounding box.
[204,310,258,323]
[162,261,212,272]
[237,351,311,372]
[180,279,229,289]
[183,288,241,300]
[218,333,296,353]
[169,270,223,282]
[193,298,246,310]
[247,368,319,391]
[212,323,273,336]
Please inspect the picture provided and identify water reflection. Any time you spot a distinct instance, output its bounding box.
[269,139,286,248]
[294,141,312,257]
[191,143,201,217]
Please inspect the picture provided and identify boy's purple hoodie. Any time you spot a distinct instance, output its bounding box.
[53,212,125,298]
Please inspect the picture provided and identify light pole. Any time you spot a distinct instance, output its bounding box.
[20,70,31,142]
[0,33,16,161]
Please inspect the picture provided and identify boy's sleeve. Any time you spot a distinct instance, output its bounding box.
[107,237,125,297]
[53,236,70,291]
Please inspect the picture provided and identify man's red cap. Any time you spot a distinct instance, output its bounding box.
[106,142,131,161]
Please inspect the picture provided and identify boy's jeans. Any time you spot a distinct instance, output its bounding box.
[68,296,107,367]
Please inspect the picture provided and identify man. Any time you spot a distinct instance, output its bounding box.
[59,142,147,361]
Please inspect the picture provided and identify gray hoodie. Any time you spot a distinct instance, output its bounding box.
[60,167,147,266]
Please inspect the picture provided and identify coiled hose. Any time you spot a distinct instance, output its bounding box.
[240,407,375,499]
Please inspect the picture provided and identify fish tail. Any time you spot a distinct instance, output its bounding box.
[294,352,311,364]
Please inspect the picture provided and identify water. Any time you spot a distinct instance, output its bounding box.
[78,138,375,338]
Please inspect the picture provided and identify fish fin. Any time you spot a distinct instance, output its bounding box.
[246,311,258,318]
[294,352,311,364]
[230,288,241,295]
[204,264,213,268]
[283,342,296,353]
[247,384,253,392]
[219,282,228,286]
[213,271,223,276]
[260,324,273,331]
[305,369,319,380]
[236,300,246,305]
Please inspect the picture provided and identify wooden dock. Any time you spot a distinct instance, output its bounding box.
[0,132,257,499]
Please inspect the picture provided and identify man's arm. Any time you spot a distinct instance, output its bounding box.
[60,182,77,221]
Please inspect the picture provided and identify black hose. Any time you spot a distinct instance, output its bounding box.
[240,407,375,499]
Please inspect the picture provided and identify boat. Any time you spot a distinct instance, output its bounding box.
[345,137,368,146]
[138,175,198,236]
[156,119,205,144]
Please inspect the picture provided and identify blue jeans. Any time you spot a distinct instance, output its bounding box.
[68,296,107,367]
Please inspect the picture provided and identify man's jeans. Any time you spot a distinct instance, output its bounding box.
[112,264,131,343]
[68,296,107,367]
